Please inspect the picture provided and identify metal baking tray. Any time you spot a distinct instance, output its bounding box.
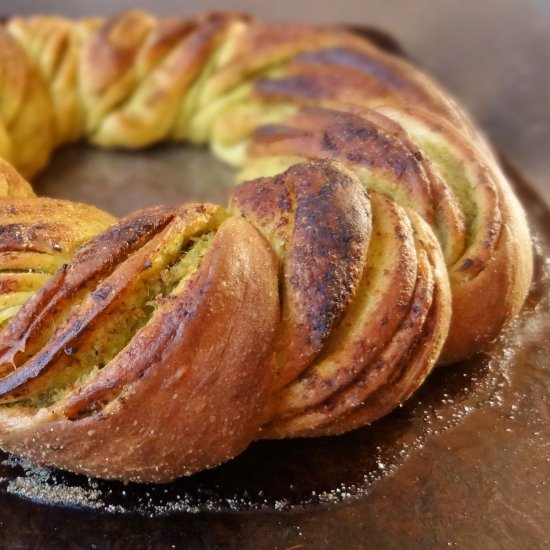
[0,27,547,549]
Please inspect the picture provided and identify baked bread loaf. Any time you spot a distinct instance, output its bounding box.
[0,11,532,482]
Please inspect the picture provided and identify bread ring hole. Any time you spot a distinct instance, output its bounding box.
[34,145,235,217]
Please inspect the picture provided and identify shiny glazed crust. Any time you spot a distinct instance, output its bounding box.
[0,11,533,481]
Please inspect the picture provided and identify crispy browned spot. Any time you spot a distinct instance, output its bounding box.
[231,160,371,389]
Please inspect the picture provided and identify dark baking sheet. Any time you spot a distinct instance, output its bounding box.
[0,26,547,550]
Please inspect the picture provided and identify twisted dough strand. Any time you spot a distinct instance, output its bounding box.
[0,11,532,481]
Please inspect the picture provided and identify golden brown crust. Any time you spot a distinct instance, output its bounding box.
[85,12,243,146]
[252,42,471,130]
[373,106,533,363]
[0,214,279,482]
[246,106,466,259]
[0,205,176,372]
[230,160,372,390]
[0,10,533,481]
[441,185,532,363]
[262,200,451,438]
[0,193,115,332]
[262,192,418,426]
[0,204,209,394]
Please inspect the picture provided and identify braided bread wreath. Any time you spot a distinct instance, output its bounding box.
[0,10,532,483]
